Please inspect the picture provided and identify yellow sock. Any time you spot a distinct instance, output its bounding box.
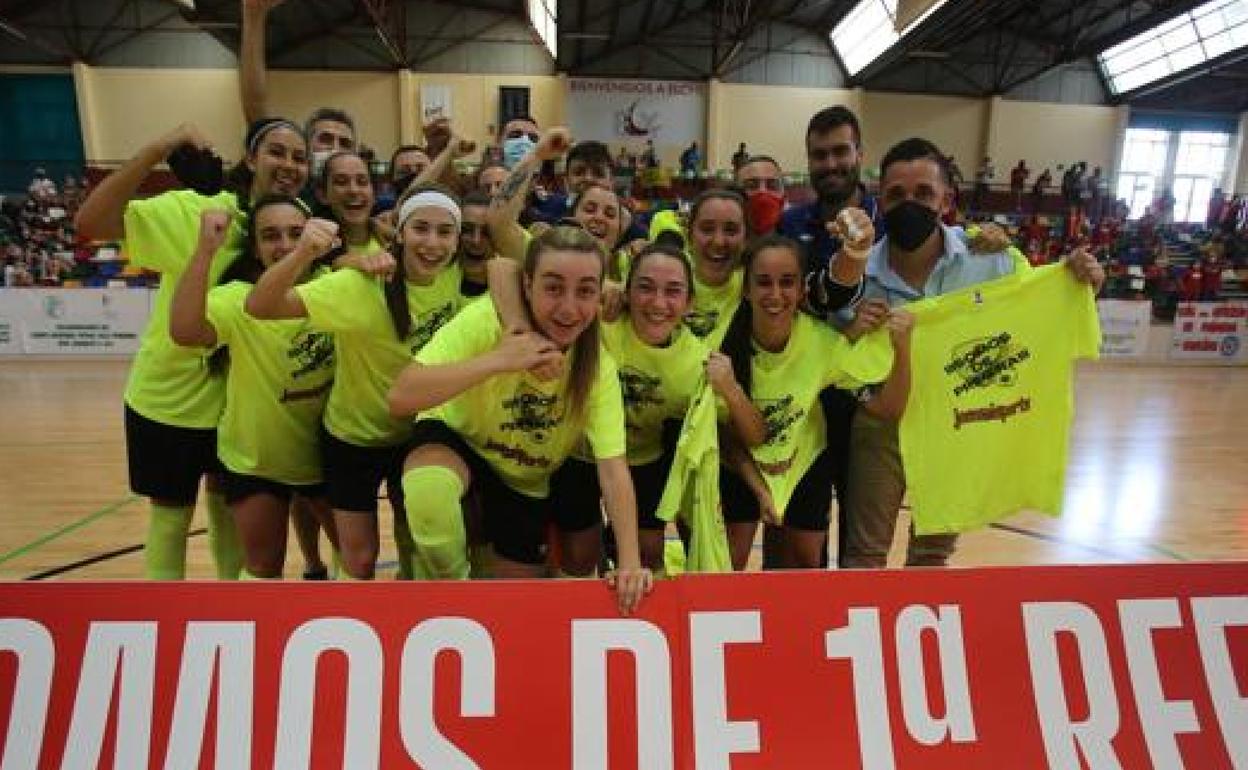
[145,504,192,580]
[402,466,470,580]
[205,491,242,580]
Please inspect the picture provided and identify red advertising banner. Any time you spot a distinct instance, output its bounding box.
[0,563,1245,769]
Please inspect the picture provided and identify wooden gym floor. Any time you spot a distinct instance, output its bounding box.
[0,359,1245,580]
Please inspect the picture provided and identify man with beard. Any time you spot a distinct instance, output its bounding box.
[780,106,878,287]
[774,106,876,570]
[457,191,494,297]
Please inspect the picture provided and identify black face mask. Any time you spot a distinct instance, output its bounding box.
[393,173,417,198]
[883,200,938,251]
[167,144,224,196]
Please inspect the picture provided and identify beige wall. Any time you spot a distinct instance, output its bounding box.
[987,99,1120,181]
[72,65,564,163]
[76,67,246,162]
[860,91,987,174]
[399,72,564,151]
[708,82,860,174]
[266,70,402,155]
[69,65,1143,189]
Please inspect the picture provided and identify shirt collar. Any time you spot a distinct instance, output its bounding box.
[866,222,967,299]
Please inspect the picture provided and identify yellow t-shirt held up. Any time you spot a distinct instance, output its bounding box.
[900,264,1101,534]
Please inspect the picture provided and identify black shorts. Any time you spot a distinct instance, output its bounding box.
[219,470,326,506]
[720,450,835,531]
[320,426,406,514]
[549,455,673,532]
[410,419,553,566]
[819,386,857,494]
[124,404,223,505]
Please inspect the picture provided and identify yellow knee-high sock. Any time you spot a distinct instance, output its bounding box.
[205,491,242,580]
[145,503,193,580]
[402,466,470,580]
[392,507,417,580]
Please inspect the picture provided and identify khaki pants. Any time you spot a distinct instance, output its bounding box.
[841,410,958,568]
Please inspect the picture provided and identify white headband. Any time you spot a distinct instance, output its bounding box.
[398,191,461,230]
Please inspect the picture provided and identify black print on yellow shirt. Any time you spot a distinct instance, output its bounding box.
[945,332,1031,398]
[683,308,719,338]
[759,395,804,446]
[281,329,334,403]
[500,384,561,444]
[409,302,456,354]
[619,366,664,413]
[287,329,335,380]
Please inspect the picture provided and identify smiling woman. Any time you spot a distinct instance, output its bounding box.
[385,225,655,614]
[69,117,312,583]
[244,183,467,582]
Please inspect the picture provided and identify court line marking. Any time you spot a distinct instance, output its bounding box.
[988,522,1190,562]
[0,494,141,568]
[26,528,206,580]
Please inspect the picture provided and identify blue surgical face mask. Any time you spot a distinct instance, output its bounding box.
[502,136,536,170]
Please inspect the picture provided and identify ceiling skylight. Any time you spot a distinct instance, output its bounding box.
[830,0,951,76]
[1099,0,1248,95]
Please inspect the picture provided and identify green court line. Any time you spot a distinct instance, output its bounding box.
[1144,542,1191,562]
[0,494,141,568]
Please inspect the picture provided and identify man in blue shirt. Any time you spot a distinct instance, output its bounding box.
[842,137,1103,569]
[780,105,880,305]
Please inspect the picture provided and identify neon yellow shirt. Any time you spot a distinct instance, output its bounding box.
[900,264,1100,534]
[656,378,732,572]
[206,281,335,484]
[685,267,743,350]
[122,190,244,428]
[598,319,710,464]
[296,263,463,447]
[749,314,893,517]
[415,298,627,498]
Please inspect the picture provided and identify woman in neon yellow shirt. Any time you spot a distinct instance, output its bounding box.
[387,226,653,614]
[315,151,386,257]
[682,189,749,350]
[170,196,338,579]
[246,185,466,580]
[717,235,913,570]
[543,240,766,574]
[74,118,309,580]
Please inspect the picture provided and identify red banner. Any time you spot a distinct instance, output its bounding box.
[1,563,1245,769]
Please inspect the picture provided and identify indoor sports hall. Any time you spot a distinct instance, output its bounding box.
[0,1,1245,767]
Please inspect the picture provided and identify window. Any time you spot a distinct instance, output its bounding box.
[1116,129,1170,219]
[528,0,557,60]
[1114,127,1232,221]
[1098,0,1248,95]
[1172,131,1230,223]
[830,0,950,76]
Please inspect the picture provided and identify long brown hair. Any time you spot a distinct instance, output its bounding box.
[719,234,806,396]
[523,225,605,428]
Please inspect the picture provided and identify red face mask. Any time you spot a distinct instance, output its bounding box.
[746,190,785,234]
